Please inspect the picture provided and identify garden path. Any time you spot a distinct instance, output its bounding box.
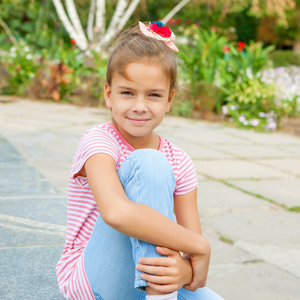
[1,97,300,299]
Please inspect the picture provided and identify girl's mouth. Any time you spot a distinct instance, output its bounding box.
[127,118,150,125]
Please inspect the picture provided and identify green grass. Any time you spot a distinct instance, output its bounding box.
[287,206,300,213]
[219,236,234,244]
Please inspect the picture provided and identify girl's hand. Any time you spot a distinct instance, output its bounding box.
[136,246,192,293]
[183,240,211,291]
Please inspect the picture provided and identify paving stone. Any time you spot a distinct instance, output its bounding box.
[202,207,300,246]
[208,262,300,300]
[277,145,300,156]
[197,180,274,209]
[255,158,300,176]
[0,164,59,197]
[0,224,66,248]
[0,137,23,163]
[229,179,300,207]
[30,161,71,195]
[7,132,79,162]
[222,129,300,146]
[235,240,300,278]
[0,118,39,137]
[213,144,293,158]
[194,160,288,180]
[165,137,234,159]
[0,196,66,226]
[0,246,64,300]
[206,235,258,265]
[172,130,251,145]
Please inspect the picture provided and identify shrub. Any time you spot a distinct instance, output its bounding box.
[178,26,228,115]
[260,66,300,117]
[269,50,300,68]
[222,76,277,131]
[0,40,39,95]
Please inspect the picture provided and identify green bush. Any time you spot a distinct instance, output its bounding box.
[270,50,300,68]
[222,77,278,131]
[178,26,228,115]
[0,41,107,105]
[0,40,39,95]
[171,100,193,118]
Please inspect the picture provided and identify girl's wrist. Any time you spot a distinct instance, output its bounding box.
[195,236,211,256]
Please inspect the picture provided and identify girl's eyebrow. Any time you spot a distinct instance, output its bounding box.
[117,85,133,90]
[117,86,167,93]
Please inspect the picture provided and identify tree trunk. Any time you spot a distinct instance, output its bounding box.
[162,0,190,24]
[52,0,191,53]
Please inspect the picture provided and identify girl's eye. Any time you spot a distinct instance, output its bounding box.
[121,91,133,96]
[150,93,161,98]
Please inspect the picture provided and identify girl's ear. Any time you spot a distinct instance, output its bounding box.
[104,84,112,108]
[166,89,175,113]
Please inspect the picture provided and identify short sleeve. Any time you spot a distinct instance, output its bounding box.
[174,152,198,196]
[70,127,119,179]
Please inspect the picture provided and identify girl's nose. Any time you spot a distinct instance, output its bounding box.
[132,97,148,113]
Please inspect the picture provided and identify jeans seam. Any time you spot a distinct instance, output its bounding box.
[93,291,104,300]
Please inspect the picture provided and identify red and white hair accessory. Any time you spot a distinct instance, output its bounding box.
[139,21,179,52]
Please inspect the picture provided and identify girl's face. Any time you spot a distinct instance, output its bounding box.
[104,61,174,149]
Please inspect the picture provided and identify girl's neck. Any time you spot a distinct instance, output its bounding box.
[111,121,160,150]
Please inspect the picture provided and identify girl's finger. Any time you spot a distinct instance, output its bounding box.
[141,273,175,285]
[138,256,176,267]
[136,264,176,276]
[147,282,178,294]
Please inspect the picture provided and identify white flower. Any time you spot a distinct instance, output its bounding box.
[11,53,16,57]
[24,46,30,52]
[29,73,35,78]
[250,119,259,127]
[230,105,236,110]
[10,47,16,53]
[246,67,253,79]
[265,118,277,131]
[26,54,32,60]
[239,115,246,122]
[259,112,266,118]
[243,120,249,126]
[222,105,228,115]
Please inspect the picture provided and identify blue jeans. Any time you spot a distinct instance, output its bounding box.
[84,149,223,300]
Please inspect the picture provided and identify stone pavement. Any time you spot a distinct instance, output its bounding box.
[0,97,300,300]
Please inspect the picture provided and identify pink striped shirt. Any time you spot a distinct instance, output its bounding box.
[56,122,198,299]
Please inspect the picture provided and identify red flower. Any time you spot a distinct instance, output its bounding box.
[149,22,172,38]
[211,26,217,32]
[237,41,246,52]
[223,45,230,53]
[70,39,76,45]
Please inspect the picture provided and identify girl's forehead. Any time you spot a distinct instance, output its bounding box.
[111,63,170,90]
[114,61,169,81]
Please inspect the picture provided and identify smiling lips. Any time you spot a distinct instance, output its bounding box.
[127,117,150,125]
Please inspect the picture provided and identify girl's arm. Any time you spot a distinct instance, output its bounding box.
[174,189,210,291]
[174,188,202,234]
[84,153,210,256]
[138,189,210,292]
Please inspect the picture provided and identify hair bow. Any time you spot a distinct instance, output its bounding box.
[139,21,179,52]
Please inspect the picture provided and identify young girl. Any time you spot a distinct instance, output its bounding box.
[56,21,223,300]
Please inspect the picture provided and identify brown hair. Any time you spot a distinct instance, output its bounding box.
[106,24,178,93]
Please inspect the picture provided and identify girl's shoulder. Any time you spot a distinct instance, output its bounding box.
[160,136,185,155]
[160,136,191,162]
